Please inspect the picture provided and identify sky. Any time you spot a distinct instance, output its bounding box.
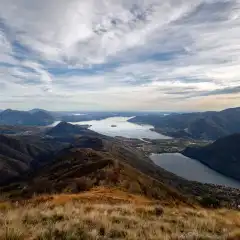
[0,0,240,111]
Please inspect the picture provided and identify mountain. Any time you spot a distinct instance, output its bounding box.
[0,125,40,135]
[183,134,240,181]
[0,109,55,126]
[0,134,68,184]
[60,113,114,122]
[129,107,240,140]
[0,134,186,204]
[13,147,188,205]
[0,122,103,185]
[31,110,55,125]
[28,108,48,113]
[46,121,95,137]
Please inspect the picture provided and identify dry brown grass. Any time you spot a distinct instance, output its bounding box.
[26,187,155,206]
[0,188,239,240]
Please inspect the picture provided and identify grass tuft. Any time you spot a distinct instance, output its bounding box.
[1,227,24,240]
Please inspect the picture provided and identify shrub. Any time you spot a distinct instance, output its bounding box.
[199,196,221,208]
[99,227,105,236]
[136,206,164,218]
[75,177,93,192]
[154,207,164,216]
[108,229,127,238]
[128,182,142,194]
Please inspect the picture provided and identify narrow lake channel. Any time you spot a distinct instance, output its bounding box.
[150,153,240,189]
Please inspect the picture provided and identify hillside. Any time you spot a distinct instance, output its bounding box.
[46,121,95,137]
[4,147,187,205]
[0,122,102,185]
[0,188,240,240]
[129,107,240,140]
[0,109,55,126]
[0,125,41,135]
[0,134,67,184]
[183,134,240,181]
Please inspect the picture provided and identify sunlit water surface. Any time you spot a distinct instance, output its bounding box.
[69,117,171,139]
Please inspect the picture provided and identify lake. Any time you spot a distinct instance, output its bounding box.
[69,117,171,139]
[150,153,240,189]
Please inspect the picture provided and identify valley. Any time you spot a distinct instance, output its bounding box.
[0,120,239,208]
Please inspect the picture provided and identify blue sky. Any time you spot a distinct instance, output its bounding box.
[0,0,240,111]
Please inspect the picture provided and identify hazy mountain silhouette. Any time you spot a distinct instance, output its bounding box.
[0,109,55,126]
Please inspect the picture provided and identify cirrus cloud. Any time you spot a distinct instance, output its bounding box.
[0,0,240,111]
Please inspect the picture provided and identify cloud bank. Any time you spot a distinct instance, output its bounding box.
[0,0,240,111]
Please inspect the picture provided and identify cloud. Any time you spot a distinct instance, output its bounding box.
[199,86,240,96]
[0,0,240,111]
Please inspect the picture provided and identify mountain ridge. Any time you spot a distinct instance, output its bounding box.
[129,107,240,140]
[0,109,55,126]
[183,133,240,181]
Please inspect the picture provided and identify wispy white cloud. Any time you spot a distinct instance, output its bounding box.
[0,0,240,110]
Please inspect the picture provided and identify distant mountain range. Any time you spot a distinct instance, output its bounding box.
[0,109,135,126]
[183,134,240,181]
[0,109,55,126]
[1,107,240,141]
[129,107,240,140]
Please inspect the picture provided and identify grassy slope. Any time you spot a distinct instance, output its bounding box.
[0,187,240,240]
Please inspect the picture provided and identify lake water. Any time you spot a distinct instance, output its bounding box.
[69,117,171,139]
[150,153,240,189]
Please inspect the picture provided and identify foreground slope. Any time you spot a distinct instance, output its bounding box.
[0,188,240,240]
[183,134,240,181]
